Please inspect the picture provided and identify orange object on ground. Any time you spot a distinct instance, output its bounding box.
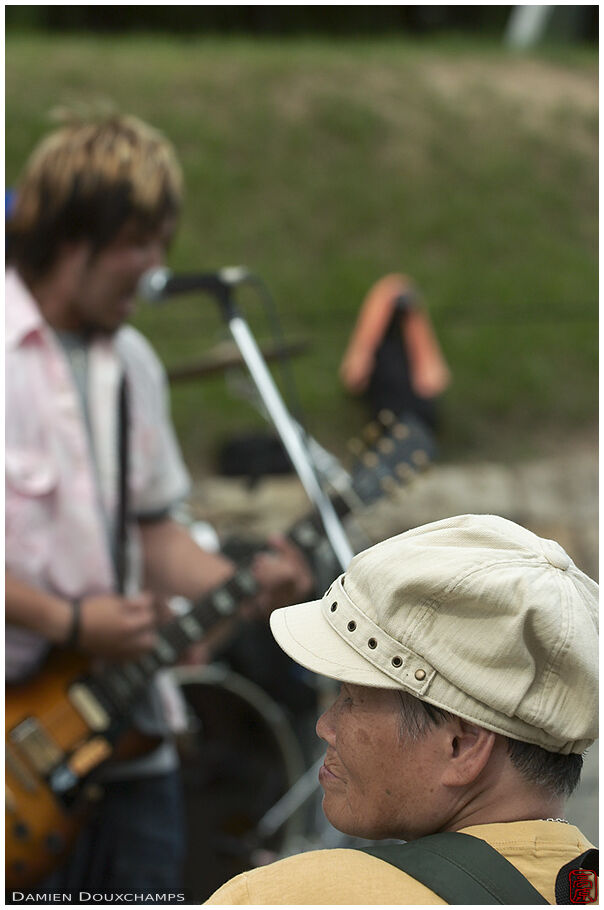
[340,273,451,427]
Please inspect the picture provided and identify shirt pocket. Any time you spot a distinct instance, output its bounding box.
[5,447,59,573]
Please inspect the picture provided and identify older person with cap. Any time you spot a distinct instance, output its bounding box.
[206,514,598,905]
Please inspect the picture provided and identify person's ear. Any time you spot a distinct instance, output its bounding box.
[49,240,91,281]
[440,718,497,787]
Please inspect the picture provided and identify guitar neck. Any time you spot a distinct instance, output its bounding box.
[90,411,435,725]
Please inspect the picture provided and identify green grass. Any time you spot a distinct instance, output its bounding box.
[5,34,598,470]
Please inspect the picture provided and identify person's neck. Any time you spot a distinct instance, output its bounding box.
[443,758,565,831]
[445,793,566,831]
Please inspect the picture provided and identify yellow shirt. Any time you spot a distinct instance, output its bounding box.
[205,820,594,904]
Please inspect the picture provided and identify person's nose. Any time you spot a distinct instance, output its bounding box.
[145,239,165,270]
[316,702,336,747]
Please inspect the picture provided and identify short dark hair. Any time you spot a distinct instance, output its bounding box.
[397,690,583,798]
[505,738,583,799]
[7,108,183,280]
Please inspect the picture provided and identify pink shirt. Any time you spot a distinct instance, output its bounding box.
[5,268,190,680]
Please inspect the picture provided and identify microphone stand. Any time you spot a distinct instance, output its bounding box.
[213,285,354,572]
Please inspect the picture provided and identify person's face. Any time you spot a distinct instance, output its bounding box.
[316,683,448,841]
[67,218,175,334]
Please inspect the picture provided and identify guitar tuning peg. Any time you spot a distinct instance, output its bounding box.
[347,437,365,456]
[392,422,410,441]
[412,449,429,469]
[362,451,379,469]
[363,421,381,443]
[378,409,395,426]
[380,476,398,495]
[378,437,395,455]
[396,462,416,483]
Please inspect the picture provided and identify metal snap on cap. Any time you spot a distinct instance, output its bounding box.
[415,669,426,681]
[541,541,571,571]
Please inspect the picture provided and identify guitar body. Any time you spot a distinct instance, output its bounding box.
[5,651,158,891]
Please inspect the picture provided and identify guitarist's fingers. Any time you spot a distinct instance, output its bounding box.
[128,628,158,654]
[124,605,157,635]
[251,544,314,615]
[122,595,160,631]
[79,593,157,658]
[152,596,174,624]
[111,620,157,659]
[123,591,155,613]
[262,536,315,600]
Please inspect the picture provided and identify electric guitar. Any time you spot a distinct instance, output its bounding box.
[5,411,435,890]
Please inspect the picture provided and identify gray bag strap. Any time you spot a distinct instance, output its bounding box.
[360,831,548,904]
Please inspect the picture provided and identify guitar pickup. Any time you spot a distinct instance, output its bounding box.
[6,746,38,793]
[68,683,110,731]
[9,717,63,776]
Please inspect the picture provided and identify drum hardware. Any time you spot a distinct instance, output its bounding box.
[171,664,311,901]
[255,755,324,841]
[167,338,310,383]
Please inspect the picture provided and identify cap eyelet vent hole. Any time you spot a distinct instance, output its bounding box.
[347,621,357,632]
[367,638,377,650]
[391,656,403,668]
[330,603,337,612]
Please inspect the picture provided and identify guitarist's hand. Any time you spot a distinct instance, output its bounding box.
[78,592,158,659]
[252,536,315,616]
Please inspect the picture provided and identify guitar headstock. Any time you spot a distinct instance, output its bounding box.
[345,410,436,509]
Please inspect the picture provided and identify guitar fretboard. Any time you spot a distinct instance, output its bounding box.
[86,569,259,723]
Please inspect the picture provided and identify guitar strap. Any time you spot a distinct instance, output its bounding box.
[115,373,129,595]
[360,832,548,904]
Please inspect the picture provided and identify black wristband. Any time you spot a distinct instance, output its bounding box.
[64,598,82,650]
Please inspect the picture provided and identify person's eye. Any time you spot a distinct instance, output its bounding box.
[340,687,354,707]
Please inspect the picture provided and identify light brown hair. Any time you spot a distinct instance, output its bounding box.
[7,107,183,279]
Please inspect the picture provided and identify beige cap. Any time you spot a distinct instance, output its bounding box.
[270,514,598,754]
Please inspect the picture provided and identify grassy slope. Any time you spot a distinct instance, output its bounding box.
[5,35,597,469]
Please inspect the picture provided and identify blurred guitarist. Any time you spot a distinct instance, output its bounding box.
[5,108,312,899]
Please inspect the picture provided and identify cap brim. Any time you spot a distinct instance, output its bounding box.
[269,599,401,689]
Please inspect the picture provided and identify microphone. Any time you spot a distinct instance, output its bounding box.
[138,266,251,303]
